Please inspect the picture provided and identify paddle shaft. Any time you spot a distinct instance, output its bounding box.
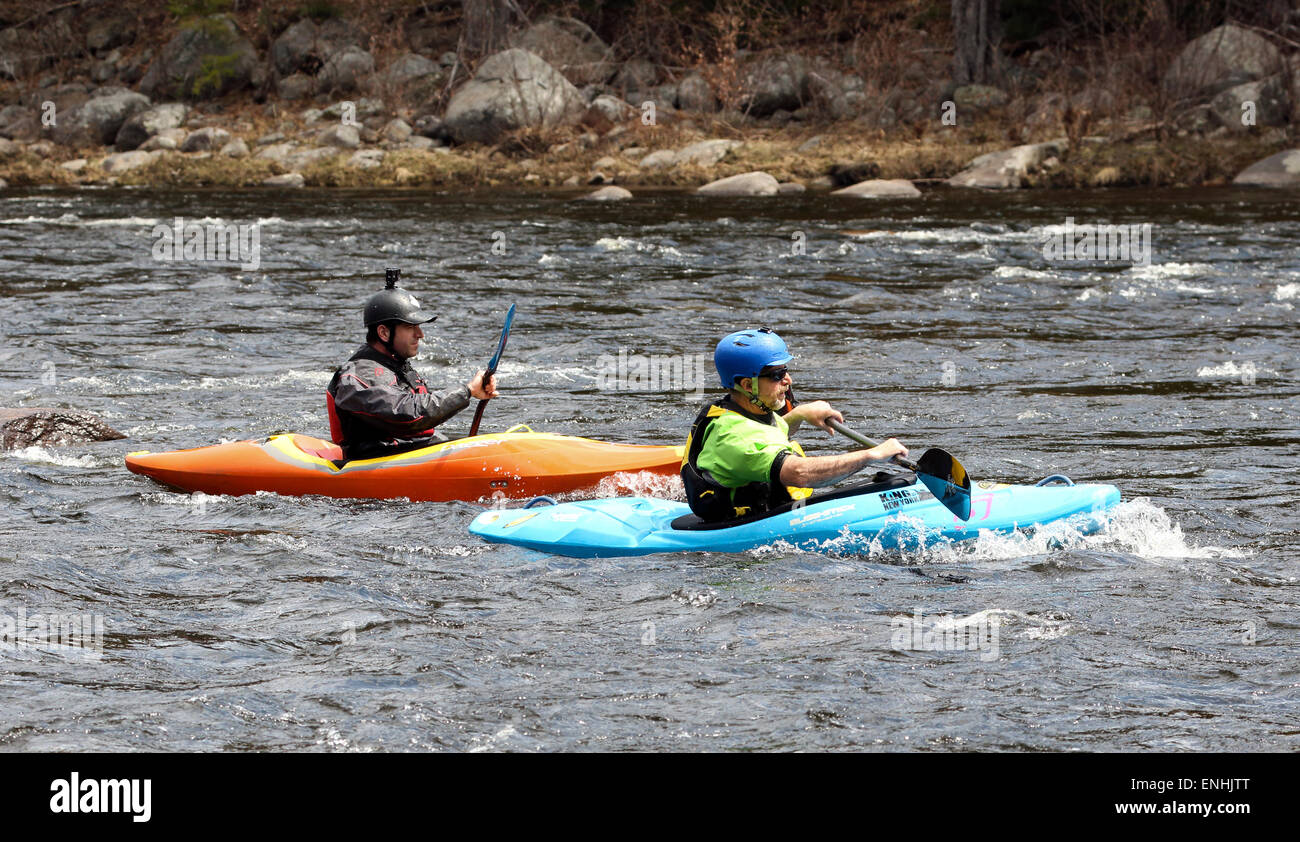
[468,304,515,437]
[824,418,920,472]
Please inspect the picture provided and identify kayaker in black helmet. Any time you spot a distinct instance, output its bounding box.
[326,268,498,461]
[681,328,907,522]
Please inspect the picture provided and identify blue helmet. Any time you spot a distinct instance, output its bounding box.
[714,328,793,389]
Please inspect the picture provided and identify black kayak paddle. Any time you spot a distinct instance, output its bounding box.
[468,303,515,438]
[785,387,972,520]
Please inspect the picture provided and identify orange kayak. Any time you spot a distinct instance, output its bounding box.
[125,426,684,502]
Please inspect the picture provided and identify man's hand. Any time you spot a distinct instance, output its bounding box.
[468,371,498,401]
[785,400,843,432]
[866,437,908,462]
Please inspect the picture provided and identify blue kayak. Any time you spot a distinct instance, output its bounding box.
[468,474,1121,558]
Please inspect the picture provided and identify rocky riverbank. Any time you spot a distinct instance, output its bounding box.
[2,8,1299,195]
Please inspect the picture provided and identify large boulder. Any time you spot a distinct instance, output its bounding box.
[319,45,375,93]
[180,126,230,152]
[443,49,586,145]
[114,103,188,151]
[580,185,632,201]
[52,90,151,147]
[0,104,40,142]
[100,149,156,173]
[612,59,657,93]
[140,15,259,100]
[947,140,1066,189]
[740,54,807,117]
[271,18,365,77]
[0,408,125,449]
[1232,149,1300,187]
[638,139,740,169]
[1163,24,1283,99]
[1209,75,1289,131]
[86,15,135,53]
[696,171,780,196]
[509,16,614,86]
[677,73,716,112]
[384,52,439,86]
[832,179,921,198]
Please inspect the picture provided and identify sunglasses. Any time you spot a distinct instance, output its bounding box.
[759,367,789,382]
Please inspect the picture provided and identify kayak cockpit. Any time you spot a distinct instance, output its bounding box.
[669,473,916,531]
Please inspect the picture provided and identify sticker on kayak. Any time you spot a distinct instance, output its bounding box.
[790,503,855,528]
[976,480,1010,490]
[880,488,920,511]
[504,512,539,528]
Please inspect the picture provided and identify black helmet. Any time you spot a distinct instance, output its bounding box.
[363,268,437,327]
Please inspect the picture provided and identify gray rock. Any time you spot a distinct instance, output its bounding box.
[696,170,780,196]
[114,102,187,151]
[384,52,437,85]
[61,158,88,172]
[947,140,1067,189]
[580,185,632,201]
[740,54,807,116]
[53,91,151,148]
[277,73,317,100]
[797,135,824,153]
[613,59,657,92]
[0,137,19,158]
[180,126,230,152]
[256,142,296,163]
[1163,23,1283,98]
[263,172,305,188]
[0,177,6,189]
[288,146,338,169]
[1232,149,1300,186]
[677,73,716,112]
[676,138,741,166]
[100,149,154,173]
[348,149,384,169]
[637,149,678,169]
[1210,75,1288,130]
[0,408,125,449]
[140,15,258,100]
[92,61,116,84]
[318,123,360,149]
[509,15,614,86]
[405,135,436,150]
[271,18,364,77]
[382,118,412,143]
[141,128,186,151]
[777,182,806,194]
[831,178,921,198]
[220,138,249,158]
[256,131,286,146]
[953,84,1009,112]
[443,49,587,145]
[87,16,134,53]
[589,94,635,123]
[413,114,444,139]
[320,46,375,93]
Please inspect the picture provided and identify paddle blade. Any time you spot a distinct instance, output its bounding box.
[915,448,972,521]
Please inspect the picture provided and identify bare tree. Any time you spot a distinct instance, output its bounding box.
[952,0,1001,85]
[460,0,527,62]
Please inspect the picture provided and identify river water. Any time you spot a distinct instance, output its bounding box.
[0,186,1296,751]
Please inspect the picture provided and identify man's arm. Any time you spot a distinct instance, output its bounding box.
[333,368,471,434]
[778,438,908,487]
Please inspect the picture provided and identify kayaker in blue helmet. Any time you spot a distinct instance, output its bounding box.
[326,268,498,461]
[681,328,908,522]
